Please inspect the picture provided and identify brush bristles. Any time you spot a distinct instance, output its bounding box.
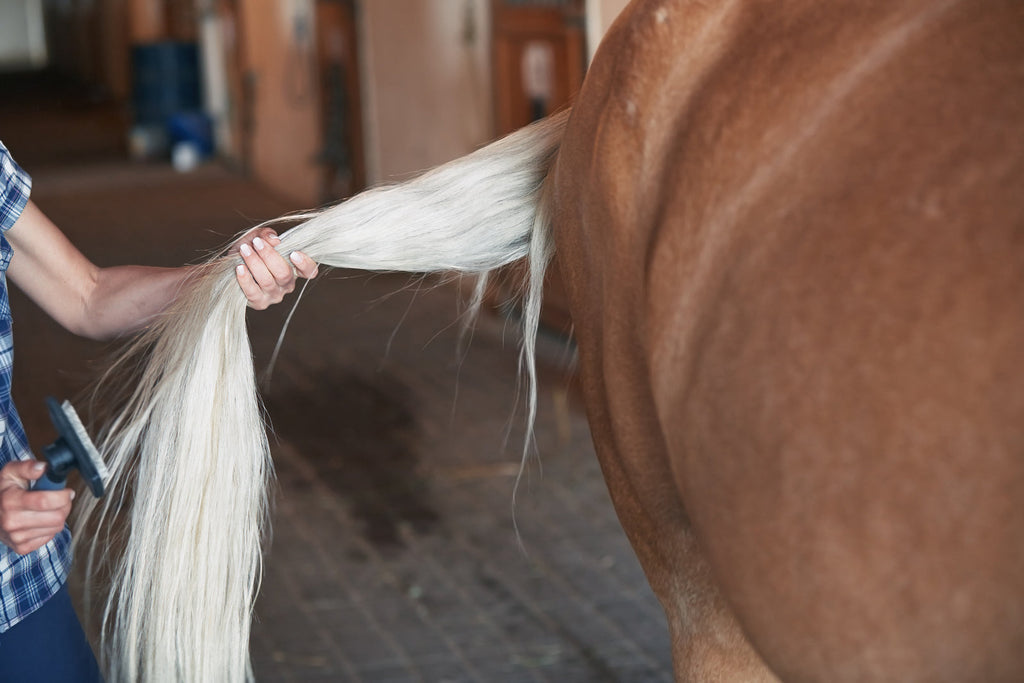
[72,108,569,682]
[60,400,109,484]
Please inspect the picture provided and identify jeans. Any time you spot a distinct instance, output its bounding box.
[0,583,103,682]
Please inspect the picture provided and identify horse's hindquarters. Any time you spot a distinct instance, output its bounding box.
[551,1,784,678]
[554,0,1024,680]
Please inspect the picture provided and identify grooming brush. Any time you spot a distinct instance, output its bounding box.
[33,396,109,497]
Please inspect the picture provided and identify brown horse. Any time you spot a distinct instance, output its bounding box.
[550,0,1024,680]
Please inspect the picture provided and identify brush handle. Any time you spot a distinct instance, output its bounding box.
[32,468,66,491]
[35,430,72,492]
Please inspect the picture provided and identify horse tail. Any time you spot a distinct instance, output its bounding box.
[72,108,569,682]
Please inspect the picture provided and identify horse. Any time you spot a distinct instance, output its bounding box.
[77,0,1023,680]
[551,0,1024,680]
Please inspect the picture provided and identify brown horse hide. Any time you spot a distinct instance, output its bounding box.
[551,0,1023,680]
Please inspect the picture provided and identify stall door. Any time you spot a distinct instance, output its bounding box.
[490,0,586,335]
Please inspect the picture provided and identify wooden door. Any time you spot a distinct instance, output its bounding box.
[490,0,586,336]
[492,0,586,133]
[315,0,365,203]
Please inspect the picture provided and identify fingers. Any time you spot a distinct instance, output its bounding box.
[2,519,70,555]
[288,250,319,279]
[1,459,47,488]
[233,229,318,310]
[241,236,290,289]
[6,533,60,556]
[19,488,75,512]
[0,467,74,555]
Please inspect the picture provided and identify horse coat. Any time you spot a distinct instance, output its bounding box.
[552,1,1024,680]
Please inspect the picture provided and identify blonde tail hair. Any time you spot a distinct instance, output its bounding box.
[72,108,569,682]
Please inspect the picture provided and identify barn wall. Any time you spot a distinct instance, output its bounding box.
[358,0,492,184]
[238,0,322,205]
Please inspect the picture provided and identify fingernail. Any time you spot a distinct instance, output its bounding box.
[268,234,281,244]
[236,264,246,276]
[33,461,46,472]
[289,251,303,265]
[253,237,266,251]
[69,490,76,500]
[240,243,253,257]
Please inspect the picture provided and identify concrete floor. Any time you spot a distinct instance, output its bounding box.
[0,70,673,682]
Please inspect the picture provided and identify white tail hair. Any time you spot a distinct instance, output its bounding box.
[72,108,569,682]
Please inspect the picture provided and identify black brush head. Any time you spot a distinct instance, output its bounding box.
[44,396,107,498]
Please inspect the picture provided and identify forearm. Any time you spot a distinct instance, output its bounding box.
[5,201,200,340]
[6,201,200,340]
[6,200,315,340]
[78,264,196,340]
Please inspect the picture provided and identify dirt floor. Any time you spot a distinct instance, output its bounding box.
[0,69,672,682]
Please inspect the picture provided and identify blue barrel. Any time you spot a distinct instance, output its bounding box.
[131,41,202,125]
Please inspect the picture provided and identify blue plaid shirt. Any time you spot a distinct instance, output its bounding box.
[0,141,72,633]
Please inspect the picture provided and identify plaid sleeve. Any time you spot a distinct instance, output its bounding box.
[0,141,69,634]
[0,140,32,233]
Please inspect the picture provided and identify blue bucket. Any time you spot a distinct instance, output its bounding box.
[167,111,213,157]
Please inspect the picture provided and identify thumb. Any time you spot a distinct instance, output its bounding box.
[1,459,48,488]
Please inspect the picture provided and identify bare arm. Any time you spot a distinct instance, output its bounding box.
[5,200,317,340]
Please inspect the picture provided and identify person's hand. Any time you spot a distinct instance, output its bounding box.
[0,460,74,555]
[233,227,319,310]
